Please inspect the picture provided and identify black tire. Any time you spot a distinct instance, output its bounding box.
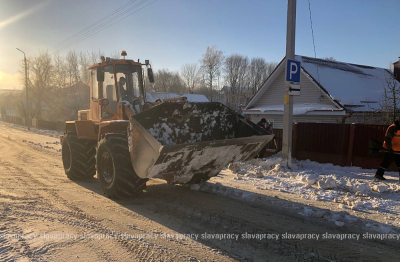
[96,133,147,198]
[62,131,96,180]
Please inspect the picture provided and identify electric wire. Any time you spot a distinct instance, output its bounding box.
[52,0,157,54]
[52,0,150,53]
[308,0,323,102]
[49,0,139,51]
[308,0,320,83]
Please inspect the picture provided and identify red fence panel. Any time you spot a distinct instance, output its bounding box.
[265,129,283,151]
[292,122,395,171]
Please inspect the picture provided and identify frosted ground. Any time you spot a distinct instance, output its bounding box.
[196,155,400,234]
[11,122,400,235]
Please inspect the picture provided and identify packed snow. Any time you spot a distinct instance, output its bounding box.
[198,155,400,234]
[147,104,234,145]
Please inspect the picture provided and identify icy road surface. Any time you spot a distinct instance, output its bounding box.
[0,120,399,262]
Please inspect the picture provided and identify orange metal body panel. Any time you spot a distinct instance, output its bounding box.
[98,121,129,140]
[88,60,144,70]
[75,120,98,140]
[65,121,76,131]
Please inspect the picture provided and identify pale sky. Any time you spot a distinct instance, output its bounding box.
[1,0,399,89]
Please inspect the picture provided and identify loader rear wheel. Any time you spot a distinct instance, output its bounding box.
[96,133,147,198]
[62,131,96,180]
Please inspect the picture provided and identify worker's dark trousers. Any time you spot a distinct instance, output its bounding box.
[376,152,400,176]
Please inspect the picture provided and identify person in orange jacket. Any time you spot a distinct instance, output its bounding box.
[375,120,400,180]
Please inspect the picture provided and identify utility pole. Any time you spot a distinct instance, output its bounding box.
[17,48,30,130]
[282,0,297,158]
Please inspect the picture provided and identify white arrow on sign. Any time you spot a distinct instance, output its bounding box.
[288,84,300,96]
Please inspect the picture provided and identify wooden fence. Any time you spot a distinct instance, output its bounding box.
[1,115,65,132]
[268,123,393,170]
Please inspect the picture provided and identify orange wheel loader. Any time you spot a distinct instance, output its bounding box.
[61,51,274,198]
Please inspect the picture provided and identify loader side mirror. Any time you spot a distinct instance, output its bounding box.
[99,98,109,106]
[97,66,104,82]
[147,68,154,83]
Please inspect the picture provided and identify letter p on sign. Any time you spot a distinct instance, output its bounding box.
[286,59,301,83]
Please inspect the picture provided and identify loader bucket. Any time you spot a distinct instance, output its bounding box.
[128,102,274,184]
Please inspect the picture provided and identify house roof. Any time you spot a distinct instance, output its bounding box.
[296,56,396,112]
[245,56,398,113]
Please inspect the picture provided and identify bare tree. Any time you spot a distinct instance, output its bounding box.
[200,46,224,101]
[66,50,80,85]
[151,69,186,94]
[88,50,104,65]
[223,54,249,109]
[109,50,121,59]
[380,74,400,123]
[26,51,53,119]
[79,51,91,85]
[181,63,200,94]
[266,62,278,77]
[248,57,268,96]
[53,53,67,89]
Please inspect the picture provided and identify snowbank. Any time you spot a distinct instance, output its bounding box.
[199,156,400,234]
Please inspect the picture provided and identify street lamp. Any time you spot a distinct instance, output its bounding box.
[16,48,30,130]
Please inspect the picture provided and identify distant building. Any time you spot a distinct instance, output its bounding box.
[243,56,399,128]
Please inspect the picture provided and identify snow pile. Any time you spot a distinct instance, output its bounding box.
[146,104,235,145]
[372,184,390,193]
[197,156,400,233]
[297,172,319,185]
[317,177,337,189]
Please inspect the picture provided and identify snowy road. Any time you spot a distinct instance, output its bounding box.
[0,120,399,261]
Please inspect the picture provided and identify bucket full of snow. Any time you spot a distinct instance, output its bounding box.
[128,102,274,184]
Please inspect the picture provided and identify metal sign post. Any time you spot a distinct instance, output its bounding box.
[282,0,297,159]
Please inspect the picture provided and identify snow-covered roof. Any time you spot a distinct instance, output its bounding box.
[248,103,341,115]
[181,94,209,102]
[146,92,209,103]
[146,92,180,102]
[297,56,396,112]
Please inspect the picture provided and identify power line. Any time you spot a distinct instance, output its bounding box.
[49,0,139,51]
[53,0,156,54]
[308,0,321,84]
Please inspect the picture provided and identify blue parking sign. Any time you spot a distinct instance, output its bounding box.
[286,59,301,83]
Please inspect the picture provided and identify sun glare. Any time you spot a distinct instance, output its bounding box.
[0,1,48,30]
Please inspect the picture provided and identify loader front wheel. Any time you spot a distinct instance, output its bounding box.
[62,131,96,180]
[96,134,147,198]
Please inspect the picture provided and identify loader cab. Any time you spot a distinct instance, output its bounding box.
[90,61,144,121]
